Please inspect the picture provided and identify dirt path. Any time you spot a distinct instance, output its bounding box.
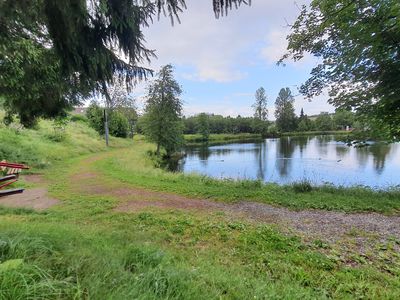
[0,174,59,211]
[72,169,400,244]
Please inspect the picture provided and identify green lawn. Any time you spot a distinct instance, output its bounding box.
[0,120,399,299]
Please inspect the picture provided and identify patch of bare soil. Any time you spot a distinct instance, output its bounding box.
[23,174,46,185]
[0,188,59,211]
[114,188,227,211]
[227,202,400,243]
[110,187,400,243]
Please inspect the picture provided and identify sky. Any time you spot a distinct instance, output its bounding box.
[133,0,335,119]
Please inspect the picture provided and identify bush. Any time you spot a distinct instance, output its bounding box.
[109,111,129,138]
[86,103,129,138]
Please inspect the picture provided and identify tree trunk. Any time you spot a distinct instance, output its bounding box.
[104,109,109,147]
[156,143,160,156]
[102,81,111,147]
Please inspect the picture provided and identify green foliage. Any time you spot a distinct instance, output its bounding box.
[86,103,105,136]
[0,37,87,127]
[109,112,129,138]
[69,114,88,123]
[45,118,69,142]
[0,1,248,128]
[282,0,400,139]
[333,109,355,130]
[183,114,271,135]
[297,118,314,131]
[142,65,184,156]
[275,88,298,132]
[195,113,210,141]
[86,103,129,138]
[252,87,268,121]
[292,180,313,193]
[315,113,334,131]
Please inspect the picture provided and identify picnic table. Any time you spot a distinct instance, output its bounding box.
[0,161,29,197]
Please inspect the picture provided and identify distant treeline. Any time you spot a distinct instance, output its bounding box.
[179,110,356,136]
[183,115,270,135]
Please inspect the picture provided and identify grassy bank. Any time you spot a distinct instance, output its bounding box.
[184,131,351,146]
[281,130,351,136]
[0,117,131,168]
[184,133,261,145]
[94,141,400,214]
[0,121,399,298]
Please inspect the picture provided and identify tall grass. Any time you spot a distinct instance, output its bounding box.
[0,116,131,168]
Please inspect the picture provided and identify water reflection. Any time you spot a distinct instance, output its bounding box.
[369,143,391,175]
[275,137,296,177]
[179,136,400,188]
[254,142,267,180]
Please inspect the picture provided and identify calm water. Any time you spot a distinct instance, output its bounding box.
[178,136,400,188]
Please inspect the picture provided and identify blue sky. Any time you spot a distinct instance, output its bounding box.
[134,0,334,119]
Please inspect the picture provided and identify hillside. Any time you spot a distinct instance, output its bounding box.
[0,113,131,168]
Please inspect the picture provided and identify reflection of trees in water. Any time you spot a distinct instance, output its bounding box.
[276,137,296,176]
[355,147,369,168]
[198,144,211,167]
[335,144,349,159]
[315,135,332,156]
[296,136,309,156]
[369,144,391,175]
[254,142,267,180]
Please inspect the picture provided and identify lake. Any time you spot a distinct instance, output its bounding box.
[178,135,400,188]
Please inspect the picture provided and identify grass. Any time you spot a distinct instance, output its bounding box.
[0,117,399,298]
[281,130,350,136]
[184,133,262,145]
[0,117,131,168]
[92,142,400,214]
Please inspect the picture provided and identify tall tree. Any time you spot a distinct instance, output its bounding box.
[281,0,400,138]
[274,88,297,132]
[252,87,268,121]
[196,113,210,142]
[0,0,250,126]
[315,113,334,131]
[142,65,183,156]
[299,108,305,121]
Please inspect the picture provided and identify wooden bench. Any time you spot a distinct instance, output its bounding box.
[0,161,29,197]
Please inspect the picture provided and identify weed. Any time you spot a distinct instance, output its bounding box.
[292,180,313,193]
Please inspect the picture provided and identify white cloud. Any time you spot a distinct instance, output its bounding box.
[261,29,289,64]
[143,1,311,82]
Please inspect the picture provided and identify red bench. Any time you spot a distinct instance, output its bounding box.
[0,161,29,197]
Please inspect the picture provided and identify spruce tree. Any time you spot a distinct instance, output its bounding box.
[0,0,250,126]
[274,88,297,132]
[142,65,183,156]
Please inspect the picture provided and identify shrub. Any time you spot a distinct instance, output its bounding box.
[86,103,129,138]
[108,111,129,138]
